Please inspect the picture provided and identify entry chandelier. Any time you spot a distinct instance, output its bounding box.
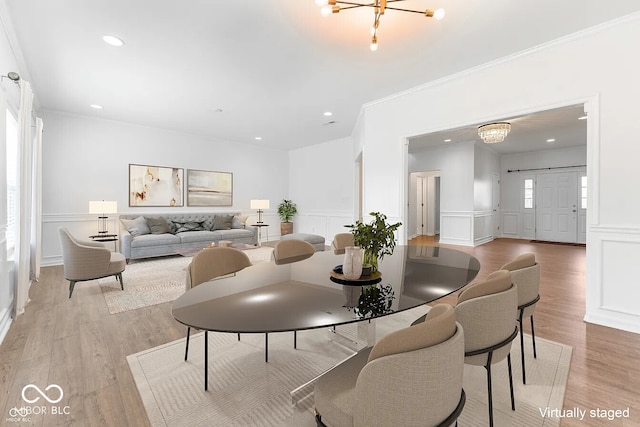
[478,122,511,144]
[314,0,445,51]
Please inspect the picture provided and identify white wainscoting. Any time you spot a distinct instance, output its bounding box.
[585,226,640,334]
[474,211,494,246]
[294,210,354,244]
[502,212,520,237]
[438,211,473,246]
[0,260,14,346]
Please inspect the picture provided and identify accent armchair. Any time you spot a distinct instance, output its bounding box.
[58,227,126,298]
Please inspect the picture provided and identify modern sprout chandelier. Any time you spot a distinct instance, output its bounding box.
[314,0,445,51]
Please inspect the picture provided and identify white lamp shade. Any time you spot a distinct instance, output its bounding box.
[89,200,118,214]
[250,199,270,210]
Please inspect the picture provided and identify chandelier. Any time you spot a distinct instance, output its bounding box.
[314,0,445,51]
[478,122,511,144]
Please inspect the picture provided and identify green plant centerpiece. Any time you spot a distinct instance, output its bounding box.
[346,211,402,273]
[277,199,297,236]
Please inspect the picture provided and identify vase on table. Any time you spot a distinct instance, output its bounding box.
[342,246,363,280]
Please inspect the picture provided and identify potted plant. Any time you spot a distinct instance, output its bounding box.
[277,199,297,236]
[346,212,402,273]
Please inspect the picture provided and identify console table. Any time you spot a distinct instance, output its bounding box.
[89,234,118,251]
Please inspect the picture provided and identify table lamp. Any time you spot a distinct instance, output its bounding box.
[250,199,269,224]
[89,200,118,234]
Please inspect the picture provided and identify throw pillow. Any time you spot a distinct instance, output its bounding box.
[146,217,172,234]
[231,214,249,229]
[173,221,206,233]
[121,216,151,237]
[213,214,233,230]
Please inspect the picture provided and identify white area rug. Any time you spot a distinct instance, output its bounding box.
[99,247,274,314]
[128,305,572,426]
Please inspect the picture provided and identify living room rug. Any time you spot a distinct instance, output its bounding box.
[128,306,572,426]
[99,247,274,314]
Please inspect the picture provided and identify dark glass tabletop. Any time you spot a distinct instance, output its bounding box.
[172,245,480,334]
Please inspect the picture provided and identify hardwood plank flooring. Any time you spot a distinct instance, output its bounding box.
[0,238,638,426]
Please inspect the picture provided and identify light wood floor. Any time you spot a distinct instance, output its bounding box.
[1,238,639,426]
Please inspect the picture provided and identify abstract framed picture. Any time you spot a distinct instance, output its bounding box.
[129,164,184,207]
[187,169,233,207]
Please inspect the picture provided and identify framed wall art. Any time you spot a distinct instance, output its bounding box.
[187,169,233,207]
[129,164,184,207]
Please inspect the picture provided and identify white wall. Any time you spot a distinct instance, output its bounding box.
[360,13,640,333]
[40,111,290,265]
[409,141,496,245]
[288,137,354,242]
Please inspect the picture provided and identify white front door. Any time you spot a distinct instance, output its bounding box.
[535,172,578,242]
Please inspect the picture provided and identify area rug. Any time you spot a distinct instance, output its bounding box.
[128,306,572,426]
[99,247,274,314]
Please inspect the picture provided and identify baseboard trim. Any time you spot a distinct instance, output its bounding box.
[0,308,12,347]
[584,310,640,335]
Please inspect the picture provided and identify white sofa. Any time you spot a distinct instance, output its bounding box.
[119,213,257,261]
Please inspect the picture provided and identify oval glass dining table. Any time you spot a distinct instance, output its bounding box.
[172,245,480,390]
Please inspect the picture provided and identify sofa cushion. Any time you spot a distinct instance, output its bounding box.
[146,216,172,234]
[121,216,151,236]
[173,220,206,233]
[178,230,218,243]
[213,214,233,230]
[232,214,249,229]
[215,229,254,239]
[130,233,181,247]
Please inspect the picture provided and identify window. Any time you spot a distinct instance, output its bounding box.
[6,109,18,260]
[581,175,587,209]
[524,178,534,209]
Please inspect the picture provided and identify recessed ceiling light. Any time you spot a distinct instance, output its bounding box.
[323,111,333,116]
[444,139,452,142]
[546,138,556,143]
[255,137,262,140]
[102,35,124,47]
[578,115,587,120]
[90,104,103,110]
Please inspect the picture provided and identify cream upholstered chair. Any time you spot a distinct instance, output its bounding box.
[314,304,465,427]
[273,239,315,265]
[332,232,354,255]
[184,247,252,361]
[501,253,540,384]
[58,227,126,298]
[455,270,518,427]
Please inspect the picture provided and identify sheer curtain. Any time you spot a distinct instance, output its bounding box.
[13,80,43,316]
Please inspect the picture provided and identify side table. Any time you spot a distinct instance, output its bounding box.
[251,224,269,246]
[89,234,118,252]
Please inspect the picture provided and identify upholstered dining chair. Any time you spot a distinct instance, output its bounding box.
[332,232,355,255]
[314,303,466,427]
[184,247,252,362]
[58,227,126,298]
[454,270,518,427]
[273,239,316,265]
[500,252,540,384]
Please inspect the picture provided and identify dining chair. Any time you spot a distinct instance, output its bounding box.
[454,270,518,427]
[184,247,252,364]
[500,252,540,384]
[332,232,355,255]
[314,303,465,427]
[273,239,315,265]
[58,227,126,298]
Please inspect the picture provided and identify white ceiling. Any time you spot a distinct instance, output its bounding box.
[409,104,588,155]
[4,1,640,151]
